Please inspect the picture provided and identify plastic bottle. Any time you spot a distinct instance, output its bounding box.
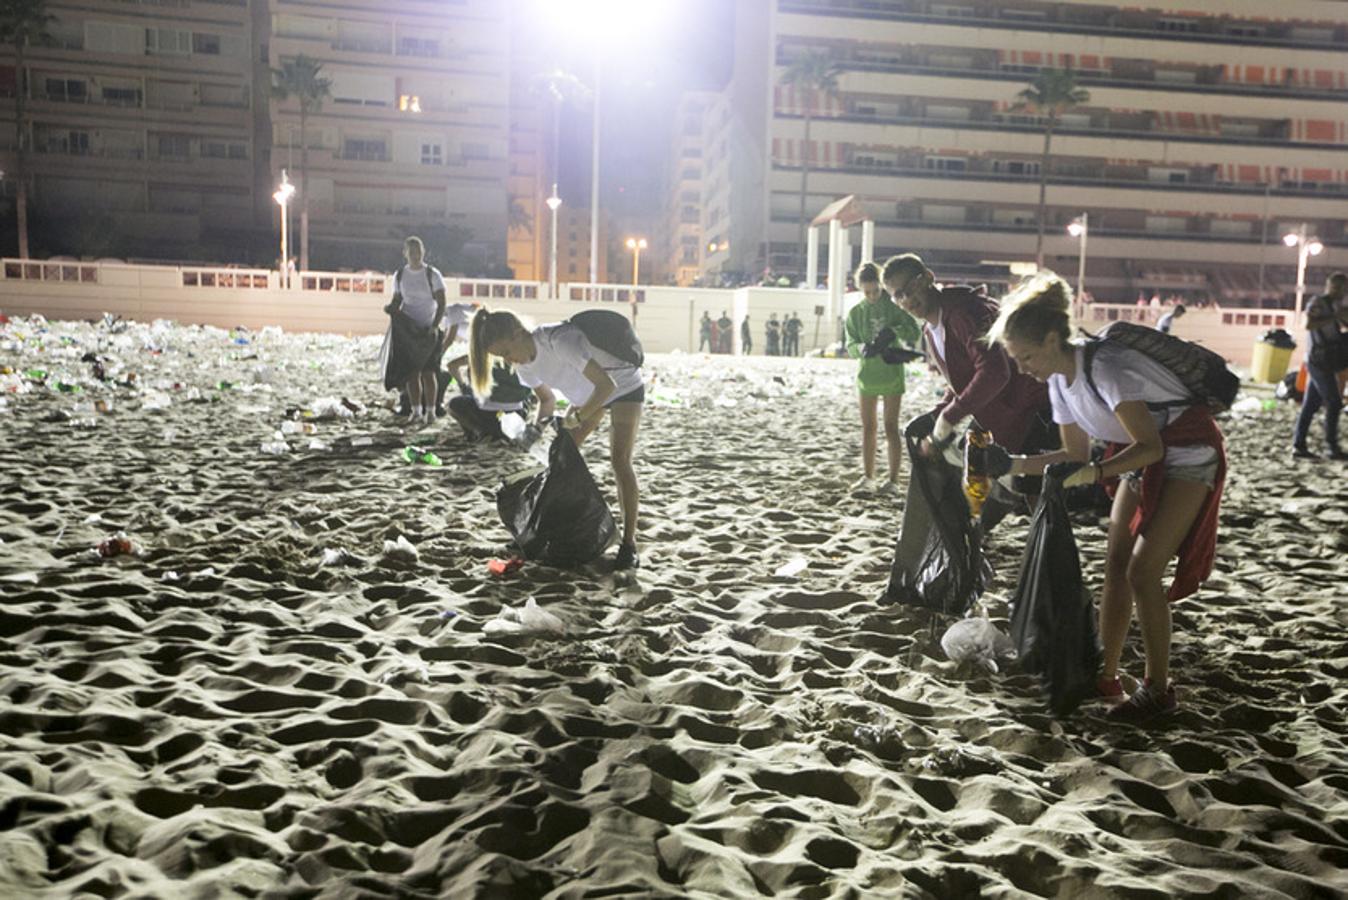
[963,427,992,518]
[401,446,442,466]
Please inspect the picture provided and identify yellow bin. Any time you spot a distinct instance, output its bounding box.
[1250,341,1293,384]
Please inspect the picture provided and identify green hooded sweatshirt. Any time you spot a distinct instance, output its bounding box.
[844,291,921,395]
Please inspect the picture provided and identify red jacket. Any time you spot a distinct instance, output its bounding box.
[928,285,1050,451]
[1105,406,1226,602]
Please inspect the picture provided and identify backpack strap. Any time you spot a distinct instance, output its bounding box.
[425,265,437,293]
[1083,338,1187,415]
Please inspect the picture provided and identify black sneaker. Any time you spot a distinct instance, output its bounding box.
[1292,446,1319,460]
[1328,448,1348,461]
[614,541,639,570]
[1107,682,1177,725]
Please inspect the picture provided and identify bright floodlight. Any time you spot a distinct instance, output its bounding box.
[1067,221,1085,237]
[545,195,562,212]
[626,237,647,250]
[1308,240,1324,256]
[1283,232,1300,247]
[536,0,674,46]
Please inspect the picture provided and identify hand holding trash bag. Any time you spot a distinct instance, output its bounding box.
[1047,460,1096,489]
[904,410,937,441]
[862,326,897,358]
[881,346,925,366]
[982,443,1014,478]
[496,428,616,566]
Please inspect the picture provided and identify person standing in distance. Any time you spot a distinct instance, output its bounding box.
[1293,272,1348,460]
[844,262,921,496]
[382,236,446,423]
[469,308,645,569]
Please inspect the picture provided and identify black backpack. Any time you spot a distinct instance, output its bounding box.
[569,309,644,368]
[1081,321,1239,412]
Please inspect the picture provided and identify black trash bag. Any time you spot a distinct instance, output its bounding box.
[1258,328,1297,350]
[1008,467,1101,716]
[496,428,616,566]
[881,431,992,615]
[379,313,441,391]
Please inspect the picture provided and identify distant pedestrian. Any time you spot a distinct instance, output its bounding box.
[766,314,781,356]
[741,316,753,355]
[698,312,713,352]
[717,311,733,354]
[784,313,803,356]
[1292,272,1348,460]
[1156,304,1186,334]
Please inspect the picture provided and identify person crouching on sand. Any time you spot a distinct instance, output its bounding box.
[985,273,1227,724]
[843,261,921,497]
[469,308,645,570]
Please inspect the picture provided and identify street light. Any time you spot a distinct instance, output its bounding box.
[625,237,647,285]
[1283,223,1324,318]
[546,186,562,299]
[272,169,296,289]
[1067,213,1088,304]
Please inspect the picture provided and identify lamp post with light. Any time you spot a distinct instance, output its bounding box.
[273,169,296,289]
[1067,213,1088,303]
[625,237,647,285]
[1283,223,1323,319]
[546,186,562,299]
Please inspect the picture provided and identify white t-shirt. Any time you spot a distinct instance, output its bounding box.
[442,302,474,334]
[925,308,947,365]
[513,323,643,406]
[397,265,447,327]
[1048,343,1216,467]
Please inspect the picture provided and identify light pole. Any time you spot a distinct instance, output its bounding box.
[273,169,295,288]
[625,237,647,285]
[590,60,601,285]
[546,187,562,299]
[1283,223,1323,319]
[1067,212,1088,303]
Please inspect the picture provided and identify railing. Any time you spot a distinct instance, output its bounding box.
[299,271,387,293]
[182,267,273,288]
[2,259,99,283]
[456,279,544,301]
[567,284,647,304]
[1081,303,1293,330]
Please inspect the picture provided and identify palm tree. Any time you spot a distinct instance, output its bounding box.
[0,0,54,258]
[1012,68,1090,267]
[780,50,842,273]
[271,55,331,271]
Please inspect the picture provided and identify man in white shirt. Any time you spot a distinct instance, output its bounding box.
[383,236,446,422]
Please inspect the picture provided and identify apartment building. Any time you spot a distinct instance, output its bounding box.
[719,0,1348,303]
[268,0,510,271]
[664,93,713,285]
[1,0,269,260]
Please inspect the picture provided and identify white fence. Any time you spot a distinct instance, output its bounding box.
[0,259,1300,367]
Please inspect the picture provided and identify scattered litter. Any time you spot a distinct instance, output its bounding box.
[161,571,180,582]
[350,436,374,447]
[382,535,418,562]
[94,532,141,560]
[487,557,525,577]
[318,547,359,568]
[310,396,359,419]
[1229,396,1266,415]
[193,567,217,579]
[941,617,1016,673]
[773,556,809,578]
[483,598,566,634]
[307,439,329,451]
[401,446,442,466]
[260,441,290,455]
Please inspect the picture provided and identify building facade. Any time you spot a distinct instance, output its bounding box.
[718,0,1348,303]
[1,0,269,261]
[268,0,510,271]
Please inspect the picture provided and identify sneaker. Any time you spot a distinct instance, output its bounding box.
[850,475,878,494]
[1328,448,1348,461]
[1096,675,1124,700]
[1292,446,1319,460]
[614,541,639,571]
[878,479,902,499]
[1107,681,1177,724]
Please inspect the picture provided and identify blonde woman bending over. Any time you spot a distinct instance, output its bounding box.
[469,308,644,570]
[986,274,1226,725]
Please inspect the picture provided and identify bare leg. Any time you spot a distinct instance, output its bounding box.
[881,393,903,483]
[420,369,437,414]
[858,394,878,479]
[406,376,422,416]
[1099,479,1142,681]
[1125,478,1211,690]
[608,401,642,545]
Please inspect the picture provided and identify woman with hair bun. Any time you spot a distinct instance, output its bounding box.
[469,308,644,570]
[985,273,1227,724]
[844,261,921,496]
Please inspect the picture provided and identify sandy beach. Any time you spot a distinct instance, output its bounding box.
[1,314,1346,898]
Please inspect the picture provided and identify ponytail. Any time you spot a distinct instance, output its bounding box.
[468,306,527,396]
[986,272,1074,349]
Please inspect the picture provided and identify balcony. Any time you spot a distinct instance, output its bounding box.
[776,49,1348,104]
[778,0,1345,52]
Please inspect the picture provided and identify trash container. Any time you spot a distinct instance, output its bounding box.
[1251,329,1296,384]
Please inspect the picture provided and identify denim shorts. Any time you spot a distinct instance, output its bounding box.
[1122,458,1218,490]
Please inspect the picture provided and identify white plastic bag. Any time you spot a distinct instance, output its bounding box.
[483,598,566,634]
[941,617,1017,673]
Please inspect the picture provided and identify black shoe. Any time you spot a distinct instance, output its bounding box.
[1292,446,1319,460]
[614,541,639,570]
[1328,448,1348,461]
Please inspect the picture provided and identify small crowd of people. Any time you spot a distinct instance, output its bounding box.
[699,311,803,356]
[378,233,1348,726]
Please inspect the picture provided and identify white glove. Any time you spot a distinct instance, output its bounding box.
[932,414,955,445]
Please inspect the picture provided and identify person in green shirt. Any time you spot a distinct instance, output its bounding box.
[845,261,922,496]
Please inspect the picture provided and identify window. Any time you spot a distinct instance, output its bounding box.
[421,142,442,165]
[993,159,1040,176]
[200,83,245,107]
[461,142,488,160]
[681,147,702,158]
[342,138,387,161]
[399,94,421,113]
[1156,18,1200,33]
[156,134,191,158]
[47,130,90,154]
[923,156,966,172]
[146,27,191,55]
[102,85,141,106]
[398,37,439,57]
[192,32,221,54]
[680,167,699,180]
[202,140,248,160]
[680,190,699,202]
[44,77,87,102]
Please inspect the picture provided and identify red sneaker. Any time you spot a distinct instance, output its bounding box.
[1097,675,1124,700]
[1107,682,1177,724]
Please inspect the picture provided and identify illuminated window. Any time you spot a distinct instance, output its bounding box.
[399,94,421,113]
